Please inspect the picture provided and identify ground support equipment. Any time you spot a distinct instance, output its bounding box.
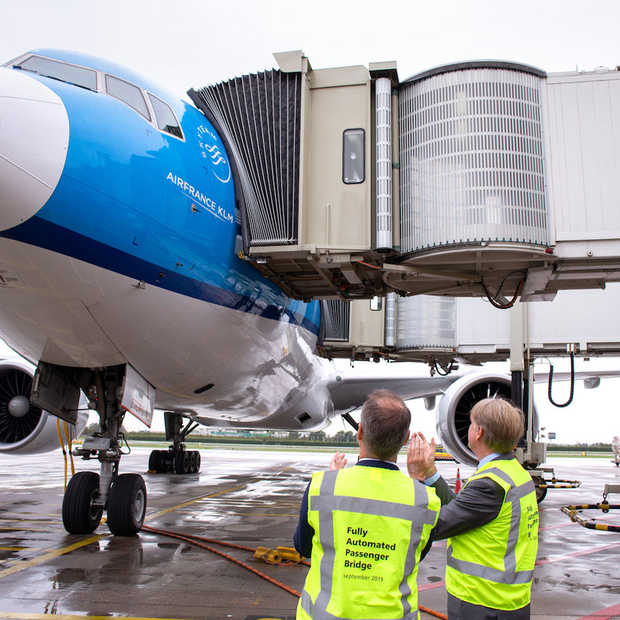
[561,484,620,532]
[527,466,581,503]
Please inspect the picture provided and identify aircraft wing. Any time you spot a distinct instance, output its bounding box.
[533,370,620,383]
[326,374,460,411]
[328,367,620,412]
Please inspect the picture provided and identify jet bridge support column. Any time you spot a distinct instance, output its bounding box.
[510,303,526,436]
[511,303,547,478]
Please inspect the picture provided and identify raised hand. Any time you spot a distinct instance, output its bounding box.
[329,452,348,470]
[407,432,437,481]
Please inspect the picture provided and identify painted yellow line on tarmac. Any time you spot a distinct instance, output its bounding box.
[145,483,247,521]
[0,518,58,523]
[246,513,299,518]
[0,513,58,518]
[0,483,247,579]
[0,527,50,532]
[0,535,105,580]
[0,614,185,620]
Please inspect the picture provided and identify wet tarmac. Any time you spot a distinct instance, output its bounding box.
[0,447,619,619]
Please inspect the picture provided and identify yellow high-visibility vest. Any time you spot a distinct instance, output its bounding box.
[297,466,440,620]
[446,458,539,611]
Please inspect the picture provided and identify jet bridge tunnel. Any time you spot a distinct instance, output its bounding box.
[189,52,620,309]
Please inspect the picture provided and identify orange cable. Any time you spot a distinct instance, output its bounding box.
[141,525,301,597]
[141,525,447,618]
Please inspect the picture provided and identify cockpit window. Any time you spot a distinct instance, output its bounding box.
[148,93,183,139]
[15,56,97,91]
[105,74,151,121]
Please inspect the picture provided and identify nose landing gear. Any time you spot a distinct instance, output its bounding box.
[61,365,149,536]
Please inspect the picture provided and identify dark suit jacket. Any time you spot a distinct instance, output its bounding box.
[430,454,513,540]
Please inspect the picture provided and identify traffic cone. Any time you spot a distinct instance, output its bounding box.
[455,467,462,493]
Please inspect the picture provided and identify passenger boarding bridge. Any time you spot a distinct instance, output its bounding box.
[190,53,620,303]
[189,52,620,365]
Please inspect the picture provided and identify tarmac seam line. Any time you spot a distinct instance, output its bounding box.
[144,483,247,521]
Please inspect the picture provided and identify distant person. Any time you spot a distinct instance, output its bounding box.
[613,435,620,467]
[294,390,440,620]
[408,398,539,619]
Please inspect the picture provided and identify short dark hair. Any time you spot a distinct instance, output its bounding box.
[360,390,411,460]
[470,398,524,453]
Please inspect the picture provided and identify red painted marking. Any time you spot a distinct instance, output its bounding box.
[576,602,620,619]
[535,541,620,566]
[419,581,444,591]
[540,512,617,532]
[419,541,620,593]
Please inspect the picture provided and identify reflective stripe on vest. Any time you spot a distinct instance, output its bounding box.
[300,591,419,620]
[447,466,536,585]
[300,469,437,620]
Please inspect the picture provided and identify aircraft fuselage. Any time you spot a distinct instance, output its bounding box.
[0,50,328,429]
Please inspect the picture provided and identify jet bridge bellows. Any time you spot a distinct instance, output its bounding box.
[190,70,301,247]
[191,53,620,303]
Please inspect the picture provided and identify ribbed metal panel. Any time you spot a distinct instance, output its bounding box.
[320,300,350,342]
[384,293,396,347]
[399,68,548,253]
[191,70,301,246]
[396,296,456,349]
[375,78,393,249]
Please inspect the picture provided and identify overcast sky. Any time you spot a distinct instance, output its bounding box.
[3,0,620,99]
[2,0,620,445]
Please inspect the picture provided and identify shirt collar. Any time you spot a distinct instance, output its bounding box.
[357,457,400,470]
[478,452,501,468]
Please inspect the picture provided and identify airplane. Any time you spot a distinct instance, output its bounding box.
[0,48,608,537]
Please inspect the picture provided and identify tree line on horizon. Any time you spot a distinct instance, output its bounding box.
[81,423,616,450]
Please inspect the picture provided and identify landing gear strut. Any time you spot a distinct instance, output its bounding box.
[62,365,147,536]
[148,412,201,474]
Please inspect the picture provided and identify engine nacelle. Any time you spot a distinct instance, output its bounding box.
[0,359,87,454]
[437,372,538,466]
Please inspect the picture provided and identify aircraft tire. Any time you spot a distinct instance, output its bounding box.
[194,450,201,473]
[62,471,103,534]
[190,450,198,473]
[148,450,161,472]
[107,473,147,536]
[174,450,186,474]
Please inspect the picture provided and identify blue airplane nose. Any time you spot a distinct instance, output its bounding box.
[0,67,69,231]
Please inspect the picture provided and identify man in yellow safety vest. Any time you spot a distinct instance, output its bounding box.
[293,389,441,619]
[408,398,539,619]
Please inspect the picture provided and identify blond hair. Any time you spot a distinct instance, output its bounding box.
[470,398,524,453]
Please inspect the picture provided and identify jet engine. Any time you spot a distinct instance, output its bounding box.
[437,372,537,466]
[0,360,86,454]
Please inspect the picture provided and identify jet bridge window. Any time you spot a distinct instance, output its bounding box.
[105,74,151,121]
[147,93,183,139]
[343,128,365,184]
[15,56,97,92]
